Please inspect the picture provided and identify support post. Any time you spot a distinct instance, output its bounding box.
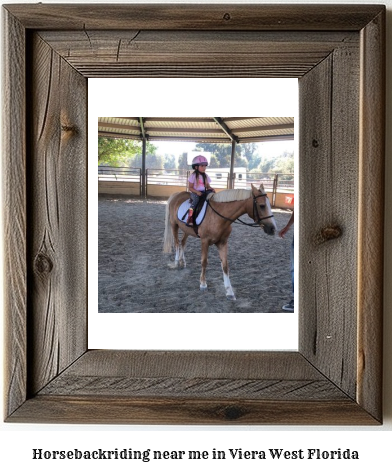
[141,138,146,198]
[229,140,236,189]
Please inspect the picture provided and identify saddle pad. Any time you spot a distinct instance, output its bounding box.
[177,199,208,225]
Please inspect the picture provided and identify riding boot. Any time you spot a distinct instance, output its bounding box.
[187,208,194,225]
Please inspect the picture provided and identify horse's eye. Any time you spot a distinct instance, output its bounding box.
[259,204,266,210]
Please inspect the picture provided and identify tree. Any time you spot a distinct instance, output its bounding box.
[256,151,294,178]
[195,142,294,175]
[247,155,262,171]
[178,152,188,170]
[258,157,278,174]
[241,142,258,160]
[195,143,242,168]
[146,154,164,169]
[129,153,164,169]
[244,143,262,171]
[98,137,157,166]
[234,152,248,168]
[164,154,176,170]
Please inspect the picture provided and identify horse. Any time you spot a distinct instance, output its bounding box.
[163,183,277,300]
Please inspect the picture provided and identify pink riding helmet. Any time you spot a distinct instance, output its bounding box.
[191,155,209,169]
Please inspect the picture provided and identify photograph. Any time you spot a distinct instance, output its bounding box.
[97,117,295,314]
[2,3,390,460]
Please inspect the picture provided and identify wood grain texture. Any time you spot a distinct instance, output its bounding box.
[38,30,358,78]
[9,396,378,425]
[10,351,378,424]
[2,4,385,425]
[4,4,384,30]
[299,40,360,399]
[60,350,325,379]
[38,351,347,400]
[357,9,385,422]
[2,9,27,419]
[39,377,347,400]
[27,33,87,396]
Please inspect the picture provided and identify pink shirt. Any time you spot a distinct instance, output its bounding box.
[188,172,211,192]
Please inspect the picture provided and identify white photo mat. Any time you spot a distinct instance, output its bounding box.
[89,78,299,350]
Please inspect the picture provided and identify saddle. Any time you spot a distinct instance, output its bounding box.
[177,191,213,232]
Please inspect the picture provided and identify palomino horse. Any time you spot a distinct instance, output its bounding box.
[163,183,277,300]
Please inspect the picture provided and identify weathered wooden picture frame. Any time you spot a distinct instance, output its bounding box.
[3,4,385,424]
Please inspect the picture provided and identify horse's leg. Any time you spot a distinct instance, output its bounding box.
[200,239,209,291]
[179,233,188,268]
[216,241,236,300]
[168,223,181,269]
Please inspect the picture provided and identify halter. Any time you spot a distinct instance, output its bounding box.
[207,192,274,227]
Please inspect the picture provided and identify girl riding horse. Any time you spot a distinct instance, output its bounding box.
[187,155,214,225]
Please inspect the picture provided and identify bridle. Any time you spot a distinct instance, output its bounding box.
[207,192,274,227]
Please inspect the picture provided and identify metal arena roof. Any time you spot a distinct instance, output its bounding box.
[98,117,294,144]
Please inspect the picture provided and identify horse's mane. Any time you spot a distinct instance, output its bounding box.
[208,188,253,203]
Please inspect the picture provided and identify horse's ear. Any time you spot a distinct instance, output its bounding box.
[259,182,265,192]
[251,183,257,194]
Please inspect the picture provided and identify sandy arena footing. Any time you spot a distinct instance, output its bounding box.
[98,195,294,313]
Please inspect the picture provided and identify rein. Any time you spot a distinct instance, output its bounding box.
[207,193,274,227]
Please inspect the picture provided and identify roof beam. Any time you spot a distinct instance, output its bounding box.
[240,134,294,142]
[98,117,295,143]
[148,136,229,142]
[143,127,226,134]
[145,118,214,123]
[139,117,147,139]
[98,121,140,132]
[98,131,140,139]
[98,131,231,142]
[213,117,239,143]
[232,123,294,133]
[223,117,261,121]
[99,131,294,143]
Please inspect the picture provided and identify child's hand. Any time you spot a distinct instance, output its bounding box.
[197,191,202,196]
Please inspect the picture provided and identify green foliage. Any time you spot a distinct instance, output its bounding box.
[163,154,176,170]
[178,152,188,170]
[129,153,164,169]
[194,143,234,168]
[98,137,157,166]
[194,142,293,175]
[98,137,294,178]
[264,151,294,177]
[258,157,278,173]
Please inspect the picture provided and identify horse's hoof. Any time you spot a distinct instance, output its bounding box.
[200,286,208,292]
[226,294,236,301]
[167,263,179,270]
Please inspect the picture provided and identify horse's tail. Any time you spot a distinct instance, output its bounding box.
[163,193,176,253]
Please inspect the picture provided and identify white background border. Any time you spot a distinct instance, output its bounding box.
[89,78,299,351]
[0,3,390,470]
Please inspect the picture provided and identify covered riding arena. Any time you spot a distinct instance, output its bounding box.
[98,117,294,313]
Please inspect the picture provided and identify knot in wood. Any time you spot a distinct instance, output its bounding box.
[34,252,53,275]
[61,124,77,133]
[223,13,231,21]
[223,405,244,420]
[312,139,319,148]
[314,225,342,245]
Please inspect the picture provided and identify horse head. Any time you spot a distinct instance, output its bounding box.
[251,183,277,235]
